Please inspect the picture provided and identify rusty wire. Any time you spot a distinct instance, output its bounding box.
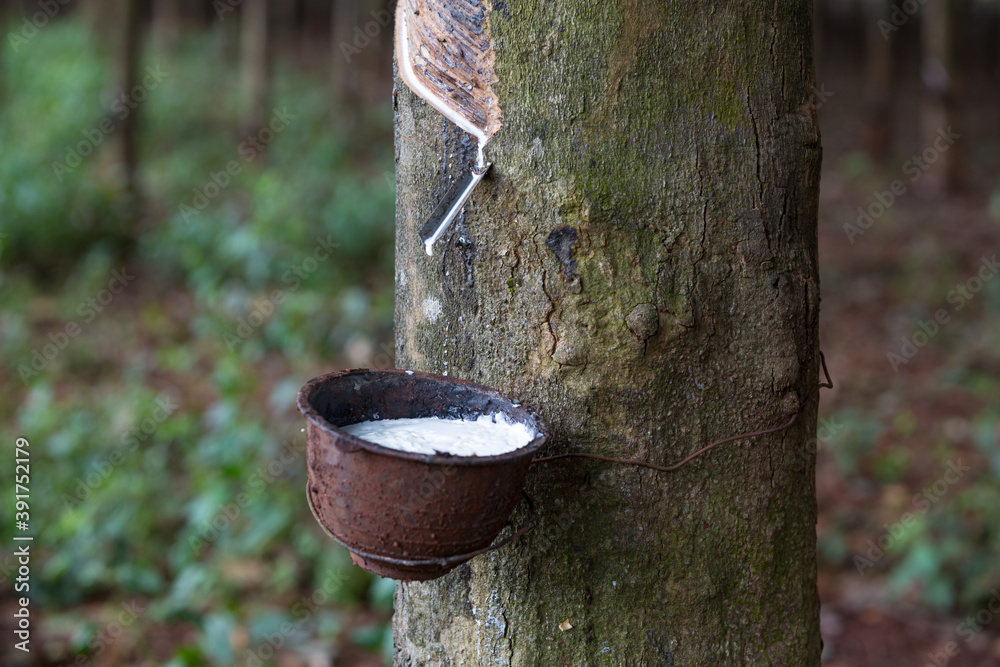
[531,351,834,473]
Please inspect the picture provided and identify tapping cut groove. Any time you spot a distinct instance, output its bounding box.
[396,0,503,154]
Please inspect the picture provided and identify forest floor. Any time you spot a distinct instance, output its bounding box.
[813,45,1000,665]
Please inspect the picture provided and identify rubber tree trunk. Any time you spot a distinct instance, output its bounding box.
[393,1,823,665]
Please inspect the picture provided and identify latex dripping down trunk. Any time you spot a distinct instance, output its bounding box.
[394,0,502,255]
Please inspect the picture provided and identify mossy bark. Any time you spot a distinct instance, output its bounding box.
[392,1,823,664]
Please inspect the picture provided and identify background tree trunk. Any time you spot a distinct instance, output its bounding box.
[79,0,140,190]
[354,0,387,105]
[110,0,141,198]
[392,1,823,665]
[862,0,893,161]
[0,0,6,107]
[181,0,209,29]
[920,0,962,194]
[812,0,824,65]
[330,0,359,131]
[271,0,297,53]
[239,0,270,138]
[153,0,180,51]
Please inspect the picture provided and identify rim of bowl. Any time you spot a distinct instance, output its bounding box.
[296,368,549,466]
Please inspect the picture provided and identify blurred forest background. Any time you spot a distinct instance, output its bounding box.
[0,0,997,665]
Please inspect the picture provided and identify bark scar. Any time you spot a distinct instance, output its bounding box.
[746,91,765,208]
[540,265,559,352]
[546,226,579,278]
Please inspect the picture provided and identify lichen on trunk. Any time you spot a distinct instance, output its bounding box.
[393,1,823,664]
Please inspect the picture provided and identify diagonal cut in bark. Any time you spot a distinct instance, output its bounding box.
[395,0,502,162]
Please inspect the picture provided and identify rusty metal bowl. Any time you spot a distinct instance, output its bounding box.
[297,369,547,581]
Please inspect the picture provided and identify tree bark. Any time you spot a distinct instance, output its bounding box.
[393,1,823,665]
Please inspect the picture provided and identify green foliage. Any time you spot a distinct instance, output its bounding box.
[827,409,881,476]
[818,404,1000,615]
[989,186,1000,223]
[0,21,127,272]
[837,150,875,180]
[0,17,395,666]
[887,478,1000,611]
